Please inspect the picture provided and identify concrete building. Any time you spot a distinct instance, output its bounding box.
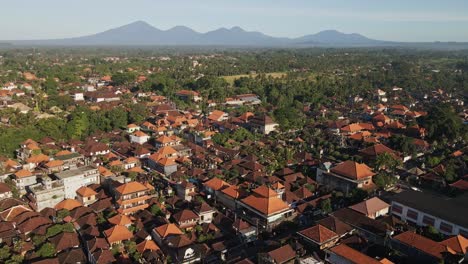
[27,177,65,211]
[391,191,468,236]
[54,166,99,199]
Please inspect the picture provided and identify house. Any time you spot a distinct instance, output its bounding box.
[54,151,84,170]
[114,181,151,215]
[104,225,133,245]
[154,135,181,148]
[440,235,468,260]
[173,209,199,229]
[237,186,295,231]
[208,110,229,122]
[390,190,468,236]
[152,223,184,246]
[248,114,278,135]
[325,244,382,264]
[298,224,340,250]
[317,160,375,195]
[43,160,64,173]
[54,166,99,199]
[176,90,202,102]
[194,202,216,224]
[130,130,150,145]
[12,169,36,194]
[76,186,98,206]
[0,183,12,199]
[349,197,390,219]
[391,231,461,264]
[126,124,140,133]
[176,180,196,202]
[261,244,296,264]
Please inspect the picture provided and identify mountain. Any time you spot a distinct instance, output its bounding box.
[6,21,466,49]
[295,30,384,46]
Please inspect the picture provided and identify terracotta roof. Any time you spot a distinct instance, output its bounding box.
[154,223,183,238]
[115,181,148,195]
[173,209,199,223]
[241,194,290,216]
[359,144,396,157]
[331,160,375,180]
[393,231,450,260]
[267,244,296,264]
[252,186,278,198]
[136,240,160,253]
[44,160,64,168]
[221,185,241,199]
[349,197,390,216]
[203,178,230,191]
[104,225,133,244]
[208,110,227,121]
[75,186,97,197]
[316,216,353,236]
[14,169,33,178]
[299,224,338,244]
[55,199,83,211]
[155,146,177,156]
[440,235,468,255]
[133,130,148,137]
[108,214,133,226]
[49,232,80,252]
[329,244,381,264]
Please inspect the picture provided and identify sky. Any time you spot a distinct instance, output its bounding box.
[1,0,468,42]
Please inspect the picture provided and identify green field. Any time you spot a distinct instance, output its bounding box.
[222,72,287,84]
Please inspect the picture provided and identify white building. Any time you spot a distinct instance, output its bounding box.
[54,166,99,199]
[391,191,468,237]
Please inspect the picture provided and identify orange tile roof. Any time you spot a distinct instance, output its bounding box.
[252,186,278,198]
[156,146,177,156]
[98,166,114,177]
[299,224,338,244]
[104,225,133,244]
[108,214,133,226]
[14,169,33,178]
[349,197,390,216]
[331,160,375,180]
[440,235,468,255]
[26,154,49,164]
[115,181,148,195]
[154,223,183,238]
[133,130,148,137]
[394,231,450,260]
[44,160,64,168]
[157,157,177,166]
[55,150,73,157]
[221,185,241,199]
[136,240,160,253]
[241,194,290,216]
[156,135,174,144]
[203,178,230,191]
[76,186,97,197]
[208,110,227,121]
[329,244,381,264]
[55,199,83,211]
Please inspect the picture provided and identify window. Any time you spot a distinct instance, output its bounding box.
[460,229,468,238]
[422,215,435,226]
[392,204,403,214]
[440,222,453,233]
[406,209,419,220]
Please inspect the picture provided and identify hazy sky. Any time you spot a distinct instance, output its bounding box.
[2,0,468,41]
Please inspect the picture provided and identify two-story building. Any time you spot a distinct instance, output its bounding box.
[114,181,151,215]
[317,160,375,195]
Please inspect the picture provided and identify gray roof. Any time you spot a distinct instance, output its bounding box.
[55,165,97,179]
[391,190,468,228]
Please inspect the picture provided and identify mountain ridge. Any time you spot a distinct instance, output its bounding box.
[4,21,465,48]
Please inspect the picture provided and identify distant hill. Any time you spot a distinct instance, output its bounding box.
[6,21,468,49]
